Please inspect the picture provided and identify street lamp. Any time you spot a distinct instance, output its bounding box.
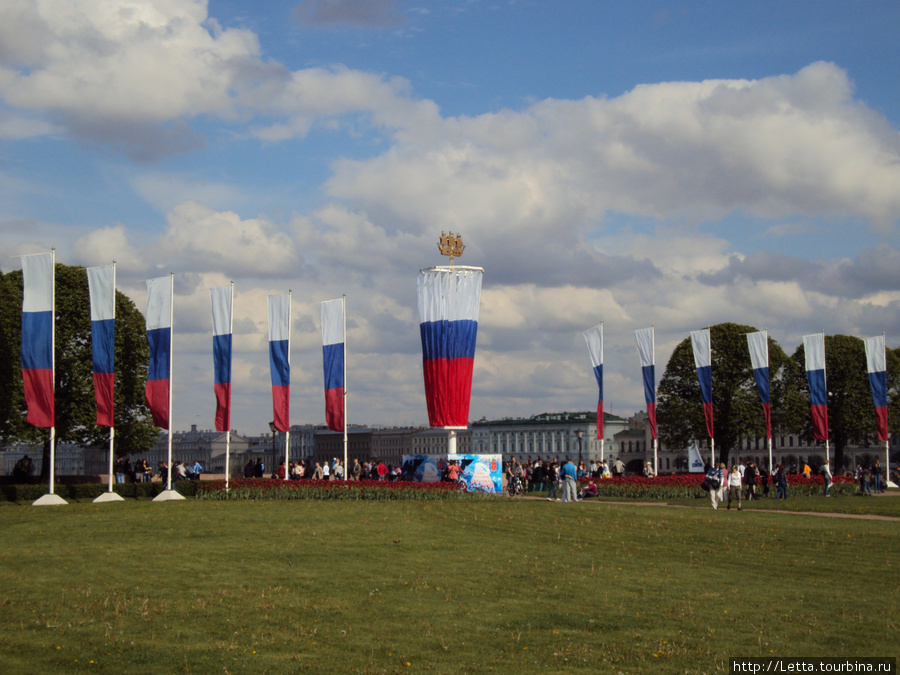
[575,428,584,469]
[268,421,277,476]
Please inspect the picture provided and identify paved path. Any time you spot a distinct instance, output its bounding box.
[522,492,900,521]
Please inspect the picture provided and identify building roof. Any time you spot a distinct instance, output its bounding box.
[472,411,627,427]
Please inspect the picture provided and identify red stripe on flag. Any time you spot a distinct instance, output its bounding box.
[145,378,169,428]
[23,368,54,427]
[811,404,828,441]
[93,371,114,427]
[325,387,344,432]
[596,401,604,440]
[422,357,474,427]
[272,385,289,432]
[214,382,230,432]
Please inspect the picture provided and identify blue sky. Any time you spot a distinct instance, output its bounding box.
[2,0,899,436]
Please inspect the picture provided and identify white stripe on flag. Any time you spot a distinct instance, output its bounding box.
[802,333,825,372]
[690,329,711,369]
[417,267,483,323]
[583,324,603,368]
[268,294,290,341]
[22,253,53,313]
[210,286,232,338]
[864,335,885,374]
[321,299,344,346]
[746,331,768,371]
[145,276,172,330]
[87,266,115,322]
[634,327,654,367]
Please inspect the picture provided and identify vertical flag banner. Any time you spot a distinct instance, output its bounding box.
[690,328,714,439]
[864,335,889,442]
[268,294,291,432]
[417,266,484,428]
[87,265,115,427]
[746,331,772,439]
[21,252,55,427]
[582,324,604,439]
[210,286,233,433]
[803,333,828,441]
[145,276,172,428]
[634,327,657,439]
[321,298,345,433]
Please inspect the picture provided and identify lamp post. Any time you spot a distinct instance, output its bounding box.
[268,421,277,476]
[575,428,584,469]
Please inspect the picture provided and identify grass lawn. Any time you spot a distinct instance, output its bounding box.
[0,497,897,674]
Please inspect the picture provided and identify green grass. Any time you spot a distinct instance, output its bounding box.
[0,498,897,674]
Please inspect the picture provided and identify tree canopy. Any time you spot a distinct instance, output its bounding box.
[0,264,157,471]
[657,323,793,467]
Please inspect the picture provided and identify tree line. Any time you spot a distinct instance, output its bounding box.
[657,322,900,469]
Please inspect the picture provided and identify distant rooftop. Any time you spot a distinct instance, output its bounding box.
[472,411,627,427]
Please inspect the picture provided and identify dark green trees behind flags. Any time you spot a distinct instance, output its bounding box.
[657,323,795,468]
[0,264,158,476]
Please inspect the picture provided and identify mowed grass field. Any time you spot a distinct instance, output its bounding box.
[0,497,897,674]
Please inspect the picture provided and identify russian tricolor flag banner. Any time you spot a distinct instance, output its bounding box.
[690,328,714,439]
[417,266,483,428]
[746,331,772,439]
[268,293,291,433]
[145,276,172,429]
[21,252,54,428]
[803,333,828,441]
[210,286,233,433]
[321,298,345,433]
[87,265,115,427]
[582,324,604,440]
[634,327,657,440]
[864,335,889,442]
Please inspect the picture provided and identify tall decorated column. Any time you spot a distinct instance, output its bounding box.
[417,232,483,456]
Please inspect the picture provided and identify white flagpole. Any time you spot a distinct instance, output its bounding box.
[166,272,174,491]
[883,333,894,488]
[225,281,233,491]
[342,294,348,478]
[765,329,772,473]
[600,322,605,463]
[822,330,830,465]
[108,261,116,493]
[49,248,57,496]
[283,290,291,479]
[652,325,658,476]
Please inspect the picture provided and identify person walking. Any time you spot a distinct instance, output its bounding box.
[707,463,726,510]
[727,465,743,511]
[560,458,578,502]
[774,464,788,500]
[545,461,560,502]
[743,461,757,501]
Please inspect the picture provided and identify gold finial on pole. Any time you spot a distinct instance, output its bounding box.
[438,231,465,266]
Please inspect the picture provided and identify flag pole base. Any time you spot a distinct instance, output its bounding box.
[887,480,898,489]
[152,489,186,502]
[93,491,125,503]
[33,493,68,506]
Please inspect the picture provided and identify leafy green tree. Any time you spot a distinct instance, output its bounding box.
[788,335,900,471]
[0,264,157,479]
[657,323,792,467]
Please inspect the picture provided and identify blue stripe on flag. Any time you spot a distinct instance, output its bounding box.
[21,311,53,370]
[419,320,478,361]
[323,342,344,390]
[91,318,115,374]
[213,333,232,385]
[752,367,770,404]
[269,339,290,387]
[593,364,603,402]
[868,370,887,408]
[806,369,827,406]
[147,327,171,381]
[696,365,712,404]
[641,364,656,404]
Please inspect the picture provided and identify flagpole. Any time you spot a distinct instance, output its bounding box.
[166,272,174,491]
[883,333,894,488]
[651,324,658,476]
[766,329,772,473]
[283,290,291,480]
[108,261,116,494]
[822,330,830,465]
[600,322,605,463]
[49,248,57,496]
[225,281,233,491]
[342,294,347,478]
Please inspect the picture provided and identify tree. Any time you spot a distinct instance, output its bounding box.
[0,264,158,479]
[788,335,900,472]
[657,323,792,467]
